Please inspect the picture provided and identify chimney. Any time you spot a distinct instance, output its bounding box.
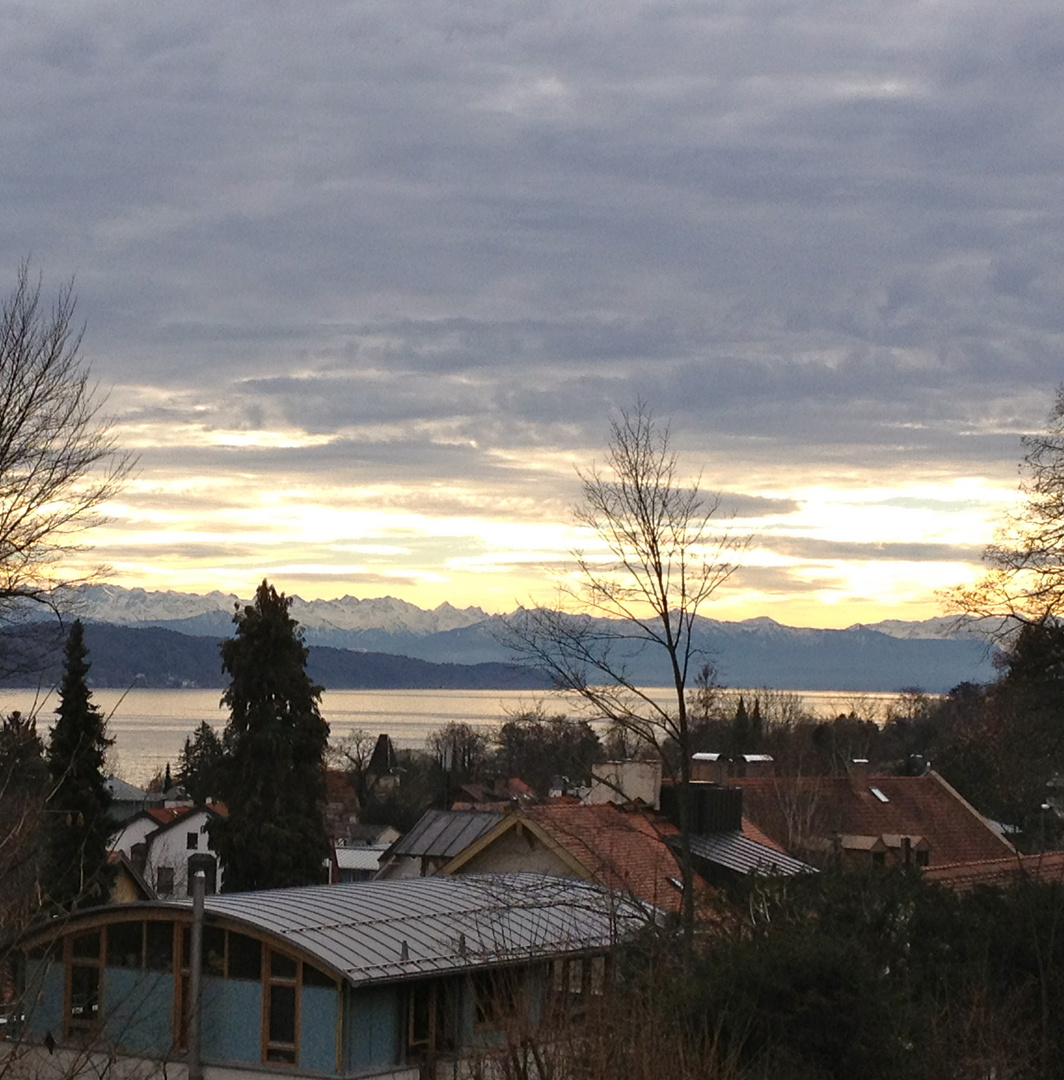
[848,759,870,782]
[588,760,662,809]
[740,754,775,779]
[691,752,729,784]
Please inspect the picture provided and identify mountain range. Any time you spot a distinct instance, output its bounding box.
[2,584,997,695]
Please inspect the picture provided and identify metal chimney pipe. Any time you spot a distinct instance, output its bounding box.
[188,869,206,1080]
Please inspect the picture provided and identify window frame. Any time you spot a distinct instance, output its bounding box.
[64,931,104,1037]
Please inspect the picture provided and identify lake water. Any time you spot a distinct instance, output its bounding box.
[0,686,904,786]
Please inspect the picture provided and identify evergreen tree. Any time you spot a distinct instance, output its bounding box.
[0,710,49,937]
[0,710,47,799]
[177,721,224,803]
[210,581,330,891]
[731,695,751,753]
[42,620,115,909]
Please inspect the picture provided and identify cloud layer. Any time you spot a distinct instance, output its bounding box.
[3,0,1061,623]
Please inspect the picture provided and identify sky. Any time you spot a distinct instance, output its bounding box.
[2,0,1062,628]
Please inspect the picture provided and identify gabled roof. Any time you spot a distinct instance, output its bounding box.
[149,802,227,837]
[105,776,151,802]
[23,875,646,988]
[107,850,154,899]
[386,808,506,860]
[732,771,1014,867]
[442,803,695,913]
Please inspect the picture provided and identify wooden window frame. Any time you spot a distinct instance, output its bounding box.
[262,948,300,1066]
[64,931,105,1038]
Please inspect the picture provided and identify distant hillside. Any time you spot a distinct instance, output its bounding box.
[0,586,1002,693]
[0,624,551,691]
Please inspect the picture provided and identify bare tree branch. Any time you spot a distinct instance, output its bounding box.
[0,263,134,674]
[951,385,1064,637]
[502,403,750,947]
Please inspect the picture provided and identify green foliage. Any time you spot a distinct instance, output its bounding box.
[0,709,47,799]
[42,620,115,910]
[692,929,895,1080]
[493,712,601,795]
[210,581,330,891]
[177,720,224,804]
[600,866,1064,1080]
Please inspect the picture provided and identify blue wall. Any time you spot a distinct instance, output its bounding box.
[201,976,262,1064]
[23,960,64,1042]
[344,986,400,1072]
[300,985,337,1073]
[103,969,174,1054]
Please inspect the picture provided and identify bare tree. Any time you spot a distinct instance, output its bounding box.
[953,384,1064,635]
[0,262,132,647]
[504,404,748,944]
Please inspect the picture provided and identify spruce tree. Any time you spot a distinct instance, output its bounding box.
[177,721,224,804]
[43,620,115,909]
[210,581,330,891]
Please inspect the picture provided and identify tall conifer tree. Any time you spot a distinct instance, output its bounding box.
[43,620,115,909]
[210,581,330,891]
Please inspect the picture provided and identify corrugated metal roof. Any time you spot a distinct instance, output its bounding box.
[186,874,642,986]
[389,809,505,858]
[335,846,388,872]
[689,831,814,877]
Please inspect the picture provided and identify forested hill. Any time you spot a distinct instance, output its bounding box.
[0,623,552,691]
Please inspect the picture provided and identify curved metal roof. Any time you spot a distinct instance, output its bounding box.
[24,875,647,988]
[203,875,642,985]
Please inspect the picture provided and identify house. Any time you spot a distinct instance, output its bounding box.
[105,775,164,824]
[667,784,815,885]
[111,804,227,897]
[107,851,154,903]
[375,809,506,879]
[11,874,644,1080]
[730,767,1015,869]
[388,802,700,914]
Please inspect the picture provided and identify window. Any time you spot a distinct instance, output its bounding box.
[872,850,886,867]
[915,849,930,867]
[108,922,144,969]
[147,921,174,971]
[156,866,175,896]
[407,980,458,1057]
[66,932,102,1035]
[264,949,298,1064]
[186,832,198,850]
[473,969,517,1029]
[228,933,262,981]
[589,956,606,996]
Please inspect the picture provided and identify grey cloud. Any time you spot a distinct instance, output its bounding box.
[1,0,1061,575]
[763,538,985,564]
[728,566,842,596]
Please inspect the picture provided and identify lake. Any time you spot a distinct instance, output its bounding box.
[0,686,906,786]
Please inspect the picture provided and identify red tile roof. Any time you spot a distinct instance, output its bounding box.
[925,851,1064,893]
[731,771,1013,868]
[523,803,692,913]
[741,817,788,854]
